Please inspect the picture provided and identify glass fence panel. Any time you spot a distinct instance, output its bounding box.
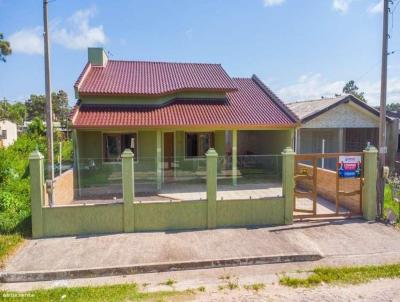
[216,155,283,200]
[75,158,122,202]
[134,156,207,202]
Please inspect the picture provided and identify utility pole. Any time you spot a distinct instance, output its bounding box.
[377,0,389,218]
[43,0,55,206]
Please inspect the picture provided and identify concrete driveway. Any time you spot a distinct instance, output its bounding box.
[1,219,400,282]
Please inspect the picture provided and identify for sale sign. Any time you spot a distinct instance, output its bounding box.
[338,155,362,178]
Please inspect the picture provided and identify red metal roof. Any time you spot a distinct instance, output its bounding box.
[75,60,238,96]
[72,77,297,128]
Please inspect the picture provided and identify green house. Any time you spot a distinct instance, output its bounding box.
[71,48,298,200]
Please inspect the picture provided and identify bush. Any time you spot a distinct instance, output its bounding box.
[0,133,46,235]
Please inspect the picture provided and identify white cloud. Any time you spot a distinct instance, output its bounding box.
[8,6,106,55]
[277,73,400,106]
[263,0,285,7]
[278,73,345,102]
[8,26,43,55]
[53,7,106,50]
[332,0,353,13]
[368,0,383,14]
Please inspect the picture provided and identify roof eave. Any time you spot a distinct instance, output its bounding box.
[251,74,300,125]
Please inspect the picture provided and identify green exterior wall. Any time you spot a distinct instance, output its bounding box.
[217,198,285,227]
[77,131,102,159]
[214,130,226,156]
[79,92,227,105]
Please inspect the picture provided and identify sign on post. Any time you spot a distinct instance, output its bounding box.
[338,155,362,178]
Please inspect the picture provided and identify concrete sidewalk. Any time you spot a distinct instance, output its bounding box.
[1,219,400,282]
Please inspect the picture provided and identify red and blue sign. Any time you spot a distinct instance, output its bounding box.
[338,156,362,178]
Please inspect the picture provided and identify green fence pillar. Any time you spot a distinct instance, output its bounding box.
[232,130,238,186]
[363,146,378,221]
[122,149,135,232]
[156,130,162,190]
[29,150,44,238]
[206,148,218,229]
[282,147,295,225]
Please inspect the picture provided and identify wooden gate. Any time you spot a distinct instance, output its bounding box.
[293,152,364,219]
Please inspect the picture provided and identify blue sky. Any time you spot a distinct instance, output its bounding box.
[0,0,399,105]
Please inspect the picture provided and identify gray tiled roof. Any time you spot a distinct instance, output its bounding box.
[287,95,348,120]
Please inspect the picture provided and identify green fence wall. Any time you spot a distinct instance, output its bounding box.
[29,147,296,238]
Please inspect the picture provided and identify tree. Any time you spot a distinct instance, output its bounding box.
[342,80,367,102]
[27,117,45,136]
[0,33,12,62]
[0,99,26,125]
[386,103,400,112]
[25,90,70,124]
[52,90,70,127]
[25,95,46,121]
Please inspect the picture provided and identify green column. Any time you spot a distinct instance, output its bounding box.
[232,130,238,186]
[29,150,44,238]
[363,146,378,221]
[156,130,162,190]
[206,148,218,229]
[282,147,295,225]
[122,149,135,232]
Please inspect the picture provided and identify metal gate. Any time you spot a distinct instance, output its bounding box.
[293,152,364,219]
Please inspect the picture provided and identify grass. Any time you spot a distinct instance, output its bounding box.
[0,233,24,268]
[384,185,400,223]
[0,283,192,302]
[159,279,176,287]
[243,283,265,292]
[280,264,400,288]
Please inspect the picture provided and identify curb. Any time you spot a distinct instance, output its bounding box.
[0,253,322,283]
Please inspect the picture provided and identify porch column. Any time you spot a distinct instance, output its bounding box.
[338,128,344,152]
[206,148,218,229]
[29,150,44,238]
[121,149,135,232]
[282,147,295,225]
[156,130,162,190]
[363,146,378,220]
[232,130,238,186]
[295,128,301,153]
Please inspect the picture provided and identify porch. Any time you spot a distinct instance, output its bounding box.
[71,128,292,204]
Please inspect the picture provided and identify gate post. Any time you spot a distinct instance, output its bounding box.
[29,150,44,238]
[122,149,135,232]
[282,147,295,225]
[363,146,378,220]
[206,148,218,229]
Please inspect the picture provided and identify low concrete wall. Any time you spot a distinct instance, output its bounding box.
[217,198,285,227]
[134,201,208,232]
[40,198,285,237]
[297,163,361,213]
[42,203,124,237]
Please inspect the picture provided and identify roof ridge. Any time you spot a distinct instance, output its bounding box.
[287,95,349,105]
[108,59,223,66]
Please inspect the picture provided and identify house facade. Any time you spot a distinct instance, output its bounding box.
[287,95,398,169]
[70,48,298,198]
[0,119,18,148]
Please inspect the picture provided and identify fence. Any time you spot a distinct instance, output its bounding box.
[29,146,378,238]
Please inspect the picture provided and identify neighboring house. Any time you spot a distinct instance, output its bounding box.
[287,95,398,169]
[70,48,298,195]
[0,119,18,147]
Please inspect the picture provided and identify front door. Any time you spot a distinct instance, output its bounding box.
[164,132,174,171]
